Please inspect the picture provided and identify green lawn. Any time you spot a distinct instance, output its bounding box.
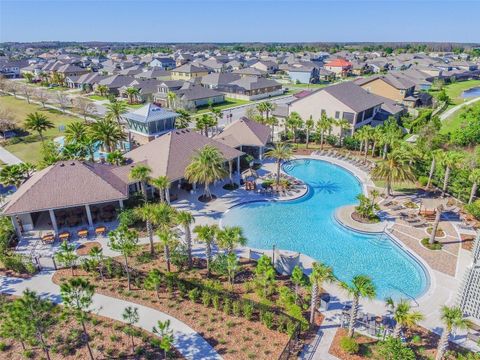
[374,180,419,193]
[430,79,480,105]
[0,96,81,164]
[88,95,108,101]
[194,97,251,114]
[441,100,480,134]
[284,83,328,89]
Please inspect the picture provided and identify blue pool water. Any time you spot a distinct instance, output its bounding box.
[221,159,429,300]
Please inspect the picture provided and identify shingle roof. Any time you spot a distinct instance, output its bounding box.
[213,117,271,147]
[355,74,415,90]
[3,161,128,215]
[119,129,244,181]
[123,103,178,123]
[172,63,208,73]
[176,85,224,101]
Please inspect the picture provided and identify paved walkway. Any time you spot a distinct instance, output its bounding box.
[0,145,23,165]
[0,267,221,359]
[440,96,480,121]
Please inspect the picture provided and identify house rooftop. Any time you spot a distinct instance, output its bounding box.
[123,103,178,123]
[213,117,271,147]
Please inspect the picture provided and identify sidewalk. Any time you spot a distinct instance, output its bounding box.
[440,96,480,121]
[0,145,23,165]
[0,271,221,359]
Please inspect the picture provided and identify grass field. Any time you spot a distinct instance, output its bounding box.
[430,79,480,105]
[441,99,480,134]
[284,82,328,89]
[194,97,251,114]
[87,94,108,101]
[0,95,80,164]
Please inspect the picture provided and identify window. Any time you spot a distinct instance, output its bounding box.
[342,112,355,123]
[335,111,340,119]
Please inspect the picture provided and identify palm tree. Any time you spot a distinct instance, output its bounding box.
[193,224,218,275]
[150,176,170,203]
[435,306,470,360]
[336,119,351,146]
[60,278,95,360]
[106,150,126,165]
[309,262,335,325]
[184,145,227,201]
[426,149,444,189]
[216,226,247,254]
[362,125,374,160]
[317,114,333,149]
[65,121,88,145]
[0,164,29,188]
[167,91,177,109]
[134,203,159,255]
[380,117,402,159]
[24,112,54,143]
[429,204,444,245]
[440,151,464,197]
[89,118,126,153]
[124,87,140,104]
[305,116,315,149]
[370,126,383,157]
[105,100,128,125]
[129,164,152,201]
[265,143,293,185]
[195,114,216,137]
[354,126,369,156]
[157,228,178,272]
[286,112,303,143]
[176,211,195,269]
[175,109,191,129]
[371,150,416,196]
[468,169,480,204]
[341,275,376,337]
[262,101,276,121]
[95,84,109,97]
[386,297,424,338]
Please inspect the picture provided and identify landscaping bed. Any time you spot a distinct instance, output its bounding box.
[351,211,380,224]
[0,294,183,360]
[421,237,443,250]
[52,247,297,360]
[76,241,102,256]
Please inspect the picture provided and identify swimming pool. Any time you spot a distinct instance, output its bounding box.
[221,159,429,300]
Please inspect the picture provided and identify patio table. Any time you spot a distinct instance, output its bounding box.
[95,226,107,236]
[41,234,55,244]
[59,232,70,241]
[77,229,88,238]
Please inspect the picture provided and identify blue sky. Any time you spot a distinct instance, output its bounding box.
[1,0,479,43]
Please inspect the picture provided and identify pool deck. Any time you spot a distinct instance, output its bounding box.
[170,154,477,354]
[335,205,390,233]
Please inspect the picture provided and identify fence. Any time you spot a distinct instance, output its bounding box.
[278,322,301,360]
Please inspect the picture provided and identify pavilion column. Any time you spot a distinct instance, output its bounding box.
[259,146,264,161]
[119,200,124,209]
[228,160,233,184]
[165,187,171,204]
[11,216,21,238]
[237,156,241,176]
[85,205,93,228]
[49,209,58,233]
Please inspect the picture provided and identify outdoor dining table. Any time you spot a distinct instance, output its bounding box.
[41,233,55,244]
[95,226,107,236]
[59,231,70,242]
[77,229,88,238]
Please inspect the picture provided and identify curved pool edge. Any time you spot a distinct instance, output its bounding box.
[221,157,433,302]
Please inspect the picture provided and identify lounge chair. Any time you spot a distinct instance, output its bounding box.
[405,217,421,224]
[413,220,427,227]
[391,205,405,211]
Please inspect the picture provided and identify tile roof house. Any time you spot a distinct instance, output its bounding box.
[324,58,353,77]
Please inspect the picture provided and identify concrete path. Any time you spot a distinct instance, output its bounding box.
[0,145,23,165]
[0,270,221,359]
[440,96,480,121]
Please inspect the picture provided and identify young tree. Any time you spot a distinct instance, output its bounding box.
[341,275,376,337]
[150,175,170,203]
[216,225,247,254]
[56,91,70,113]
[440,151,464,197]
[21,84,33,104]
[193,224,218,275]
[88,245,105,281]
[386,297,424,338]
[226,252,239,285]
[0,296,32,351]
[436,306,471,360]
[144,269,163,299]
[152,319,174,359]
[60,277,95,360]
[377,337,416,360]
[74,98,97,121]
[55,241,78,276]
[35,89,50,108]
[305,116,315,149]
[176,210,195,269]
[291,265,304,303]
[468,169,480,204]
[24,112,54,143]
[157,229,178,272]
[309,262,335,325]
[254,255,276,299]
[265,143,293,185]
[109,225,139,290]
[134,203,159,255]
[122,306,140,354]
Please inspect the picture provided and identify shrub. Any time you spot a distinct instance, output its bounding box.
[212,294,220,310]
[261,311,274,329]
[343,136,360,150]
[188,288,201,303]
[223,298,231,315]
[465,200,480,220]
[326,134,338,147]
[421,238,442,250]
[232,301,241,317]
[418,176,429,187]
[1,253,36,274]
[242,302,254,320]
[377,337,416,360]
[0,342,7,351]
[339,336,359,354]
[202,290,211,307]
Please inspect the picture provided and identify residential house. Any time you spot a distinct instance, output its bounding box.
[171,63,209,80]
[200,73,283,100]
[175,53,194,66]
[152,80,185,107]
[232,67,267,77]
[201,57,226,73]
[134,68,171,80]
[64,72,107,90]
[288,82,384,136]
[174,83,225,110]
[355,74,417,106]
[149,57,176,70]
[93,75,136,95]
[123,103,179,145]
[324,58,352,77]
[250,60,278,74]
[286,63,320,84]
[0,59,29,78]
[118,79,162,103]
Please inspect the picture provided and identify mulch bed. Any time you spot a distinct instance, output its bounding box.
[52,249,292,360]
[351,212,379,224]
[0,268,33,279]
[329,328,377,360]
[0,299,184,360]
[461,235,475,251]
[76,241,102,256]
